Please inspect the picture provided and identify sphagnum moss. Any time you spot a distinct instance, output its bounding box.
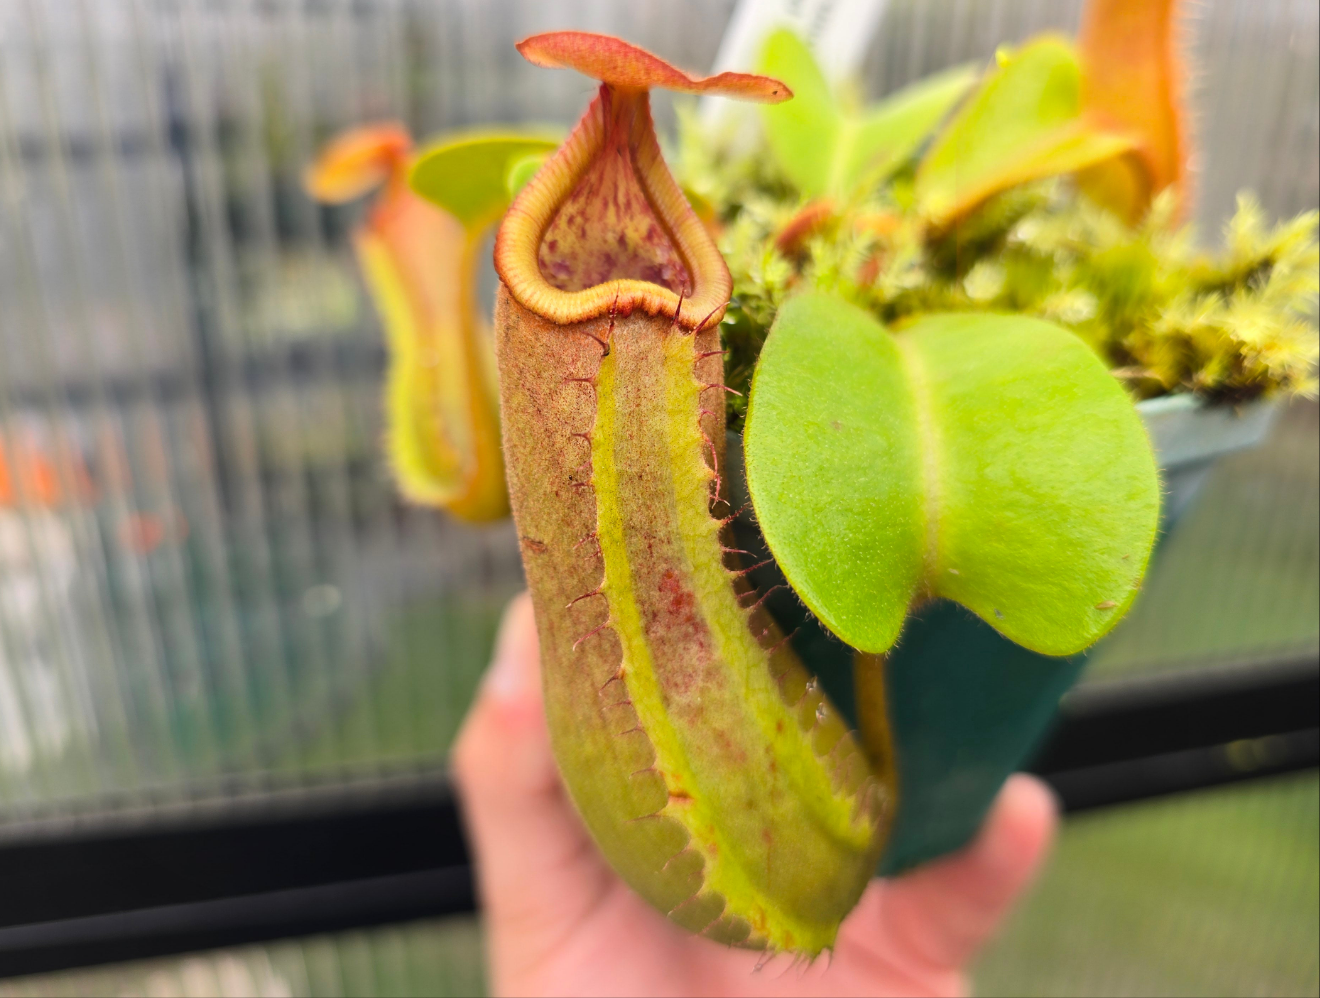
[673,45,1318,423]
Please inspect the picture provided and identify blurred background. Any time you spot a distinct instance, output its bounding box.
[0,0,1315,995]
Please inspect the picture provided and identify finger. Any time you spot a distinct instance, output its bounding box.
[842,774,1058,976]
[450,594,613,967]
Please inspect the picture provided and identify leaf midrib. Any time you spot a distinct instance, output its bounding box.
[894,333,942,596]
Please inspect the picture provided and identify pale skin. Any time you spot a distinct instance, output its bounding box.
[453,593,1058,998]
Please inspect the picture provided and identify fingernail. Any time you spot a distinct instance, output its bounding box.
[484,643,526,702]
[981,775,1056,875]
[482,597,534,703]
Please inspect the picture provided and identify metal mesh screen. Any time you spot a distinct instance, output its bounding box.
[0,0,757,826]
[0,915,487,997]
[0,1,1316,992]
[1,777,1315,997]
[2,0,1315,828]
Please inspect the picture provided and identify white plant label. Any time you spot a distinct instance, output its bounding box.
[701,0,888,127]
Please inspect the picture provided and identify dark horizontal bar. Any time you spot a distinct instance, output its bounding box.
[0,776,465,931]
[0,867,473,981]
[1044,728,1319,813]
[1,655,1316,979]
[1028,653,1319,774]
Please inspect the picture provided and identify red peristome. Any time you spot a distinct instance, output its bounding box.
[304,122,412,204]
[494,84,731,329]
[516,31,792,103]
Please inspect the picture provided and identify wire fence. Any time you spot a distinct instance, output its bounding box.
[0,0,1316,830]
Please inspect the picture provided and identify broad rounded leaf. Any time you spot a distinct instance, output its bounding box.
[744,293,1159,656]
[409,130,560,231]
[916,36,1136,226]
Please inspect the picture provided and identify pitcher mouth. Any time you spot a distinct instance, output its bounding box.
[495,84,727,330]
[493,31,791,333]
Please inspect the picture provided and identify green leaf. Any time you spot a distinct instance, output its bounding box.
[840,64,981,195]
[758,28,841,198]
[916,36,1136,226]
[758,29,975,200]
[505,151,551,200]
[408,129,560,231]
[744,293,1159,656]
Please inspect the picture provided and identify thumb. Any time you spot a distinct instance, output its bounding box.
[451,593,613,976]
[843,773,1058,983]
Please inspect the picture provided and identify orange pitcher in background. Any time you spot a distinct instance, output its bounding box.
[306,123,509,522]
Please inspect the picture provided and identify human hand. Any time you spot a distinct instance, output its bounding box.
[453,593,1057,998]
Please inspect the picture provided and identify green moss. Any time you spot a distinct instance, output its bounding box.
[675,108,1318,424]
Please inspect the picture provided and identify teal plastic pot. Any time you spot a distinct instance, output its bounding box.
[726,395,1279,874]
